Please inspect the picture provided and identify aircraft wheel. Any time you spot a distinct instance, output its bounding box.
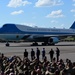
[42,42,47,46]
[6,43,10,46]
[48,43,55,45]
[31,42,38,46]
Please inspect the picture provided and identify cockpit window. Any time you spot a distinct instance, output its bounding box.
[3,24,7,27]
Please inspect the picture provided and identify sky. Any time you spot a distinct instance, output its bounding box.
[0,0,75,28]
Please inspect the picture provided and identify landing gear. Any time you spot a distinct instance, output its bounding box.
[42,42,47,46]
[5,42,10,46]
[31,42,38,46]
[42,42,55,46]
[48,42,55,45]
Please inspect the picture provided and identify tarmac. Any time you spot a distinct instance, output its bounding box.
[0,42,75,62]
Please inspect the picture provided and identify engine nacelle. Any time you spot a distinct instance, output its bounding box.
[48,37,59,44]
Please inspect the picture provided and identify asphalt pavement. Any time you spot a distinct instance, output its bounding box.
[0,42,75,62]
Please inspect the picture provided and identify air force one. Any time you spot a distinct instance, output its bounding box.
[0,22,75,46]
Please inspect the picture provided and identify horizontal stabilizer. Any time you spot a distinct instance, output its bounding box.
[70,21,75,29]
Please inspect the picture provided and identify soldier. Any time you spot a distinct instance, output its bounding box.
[24,49,28,58]
[42,48,46,60]
[56,47,60,62]
[49,48,54,62]
[36,48,40,60]
[31,48,35,60]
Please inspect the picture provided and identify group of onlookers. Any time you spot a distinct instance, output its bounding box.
[24,47,60,62]
[0,47,75,75]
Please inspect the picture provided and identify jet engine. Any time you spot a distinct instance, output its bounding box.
[48,37,59,45]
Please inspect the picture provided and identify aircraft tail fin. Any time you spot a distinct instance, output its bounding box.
[70,21,75,29]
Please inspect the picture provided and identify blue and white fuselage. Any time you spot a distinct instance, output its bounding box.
[0,22,75,46]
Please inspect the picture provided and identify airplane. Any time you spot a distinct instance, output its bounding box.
[0,21,75,46]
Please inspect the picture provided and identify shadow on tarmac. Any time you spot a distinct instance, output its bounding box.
[8,44,75,47]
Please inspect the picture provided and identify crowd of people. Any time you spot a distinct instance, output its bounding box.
[0,47,75,75]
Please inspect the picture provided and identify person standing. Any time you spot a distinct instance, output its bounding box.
[49,48,54,62]
[31,48,35,60]
[42,48,46,60]
[56,47,60,62]
[36,48,40,60]
[24,49,28,58]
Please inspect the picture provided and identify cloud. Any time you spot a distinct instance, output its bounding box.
[73,0,75,6]
[11,10,24,15]
[73,4,75,6]
[46,10,64,18]
[51,20,58,23]
[61,24,65,28]
[7,0,32,8]
[71,9,75,12]
[35,0,63,7]
[71,9,75,17]
[73,0,75,2]
[21,22,36,27]
[74,15,75,17]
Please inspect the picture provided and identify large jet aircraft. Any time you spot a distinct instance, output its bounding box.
[0,21,75,46]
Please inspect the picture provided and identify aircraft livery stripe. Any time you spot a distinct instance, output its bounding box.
[0,24,75,35]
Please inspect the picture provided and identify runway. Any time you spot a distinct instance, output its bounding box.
[0,42,75,62]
